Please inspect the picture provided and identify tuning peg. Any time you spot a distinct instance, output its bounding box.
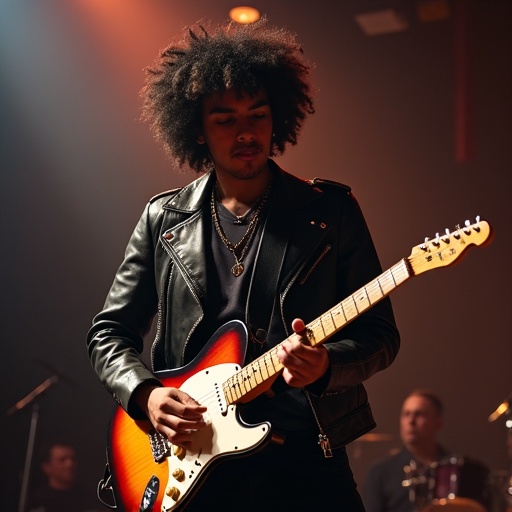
[441,228,451,243]
[420,237,430,251]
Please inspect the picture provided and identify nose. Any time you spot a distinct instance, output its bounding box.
[237,121,255,143]
[237,132,255,143]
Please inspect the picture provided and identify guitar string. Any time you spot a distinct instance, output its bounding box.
[192,349,283,409]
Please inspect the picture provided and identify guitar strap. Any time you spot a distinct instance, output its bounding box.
[245,190,291,350]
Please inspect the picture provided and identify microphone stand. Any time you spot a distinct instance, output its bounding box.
[7,374,60,512]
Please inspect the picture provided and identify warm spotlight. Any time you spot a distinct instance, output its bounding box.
[229,6,261,24]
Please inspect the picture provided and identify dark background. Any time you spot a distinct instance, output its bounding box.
[1,0,510,509]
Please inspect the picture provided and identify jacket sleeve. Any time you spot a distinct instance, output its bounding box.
[86,201,163,419]
[314,188,400,395]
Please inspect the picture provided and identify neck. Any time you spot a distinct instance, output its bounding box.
[214,167,272,217]
[406,442,440,466]
[48,478,73,491]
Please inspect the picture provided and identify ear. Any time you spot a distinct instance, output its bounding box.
[196,134,206,144]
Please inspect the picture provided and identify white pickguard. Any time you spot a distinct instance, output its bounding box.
[161,363,271,511]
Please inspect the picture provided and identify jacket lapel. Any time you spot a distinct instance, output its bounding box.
[159,172,214,306]
[245,164,334,339]
[266,164,334,287]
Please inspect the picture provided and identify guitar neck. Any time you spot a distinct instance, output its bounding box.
[223,258,411,405]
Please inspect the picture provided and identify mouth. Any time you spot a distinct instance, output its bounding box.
[233,146,261,160]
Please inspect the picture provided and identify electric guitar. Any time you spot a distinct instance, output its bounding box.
[105,217,492,512]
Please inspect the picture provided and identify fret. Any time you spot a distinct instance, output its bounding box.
[366,279,384,304]
[341,297,358,322]
[379,268,397,294]
[330,304,346,329]
[320,312,336,337]
[353,288,370,310]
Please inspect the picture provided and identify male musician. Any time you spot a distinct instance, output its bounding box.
[363,389,492,512]
[87,18,400,511]
[28,440,100,512]
[363,389,447,511]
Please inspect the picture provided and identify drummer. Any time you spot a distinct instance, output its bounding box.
[362,388,491,512]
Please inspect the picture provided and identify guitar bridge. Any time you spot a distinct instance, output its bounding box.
[148,428,171,463]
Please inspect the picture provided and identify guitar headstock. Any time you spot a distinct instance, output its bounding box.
[407,217,493,276]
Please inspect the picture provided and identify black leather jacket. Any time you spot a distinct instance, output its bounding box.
[87,161,400,449]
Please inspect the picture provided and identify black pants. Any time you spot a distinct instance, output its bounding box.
[185,433,366,511]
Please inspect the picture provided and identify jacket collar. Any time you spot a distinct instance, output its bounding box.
[162,160,325,214]
[162,171,213,213]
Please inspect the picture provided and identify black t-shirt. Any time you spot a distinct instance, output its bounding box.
[28,484,101,512]
[198,194,316,435]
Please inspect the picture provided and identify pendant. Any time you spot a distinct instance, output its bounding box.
[231,262,244,277]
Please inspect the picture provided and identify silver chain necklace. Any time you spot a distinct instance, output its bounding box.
[210,181,271,277]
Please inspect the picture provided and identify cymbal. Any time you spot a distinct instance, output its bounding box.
[422,497,486,512]
[355,433,393,442]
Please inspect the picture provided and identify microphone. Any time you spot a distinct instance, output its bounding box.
[6,358,79,416]
[488,391,512,422]
[32,357,80,389]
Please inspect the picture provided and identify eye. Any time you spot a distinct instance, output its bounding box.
[252,109,269,120]
[215,116,234,125]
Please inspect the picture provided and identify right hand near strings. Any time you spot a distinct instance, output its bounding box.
[136,384,208,448]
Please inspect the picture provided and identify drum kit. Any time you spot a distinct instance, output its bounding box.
[357,392,512,512]
[402,455,492,511]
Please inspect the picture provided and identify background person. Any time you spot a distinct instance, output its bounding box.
[363,388,492,512]
[28,439,101,512]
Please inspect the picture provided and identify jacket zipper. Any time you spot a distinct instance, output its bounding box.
[159,238,204,367]
[279,245,334,457]
[299,244,332,285]
[305,390,333,458]
[151,263,174,371]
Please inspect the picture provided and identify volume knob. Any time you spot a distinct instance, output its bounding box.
[172,445,185,459]
[165,486,180,501]
[172,468,185,481]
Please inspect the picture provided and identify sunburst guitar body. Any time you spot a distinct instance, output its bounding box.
[107,321,272,512]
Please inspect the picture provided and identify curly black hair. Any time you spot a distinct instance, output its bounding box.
[140,17,315,173]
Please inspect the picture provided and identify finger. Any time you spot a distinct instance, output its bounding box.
[156,424,195,448]
[155,410,207,436]
[164,389,208,418]
[160,399,207,423]
[170,387,206,408]
[282,367,308,388]
[291,318,306,335]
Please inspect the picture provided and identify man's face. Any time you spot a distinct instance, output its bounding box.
[43,445,77,489]
[199,88,273,180]
[400,395,443,447]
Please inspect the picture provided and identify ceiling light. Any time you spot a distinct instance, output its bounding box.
[229,6,261,24]
[355,8,409,36]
